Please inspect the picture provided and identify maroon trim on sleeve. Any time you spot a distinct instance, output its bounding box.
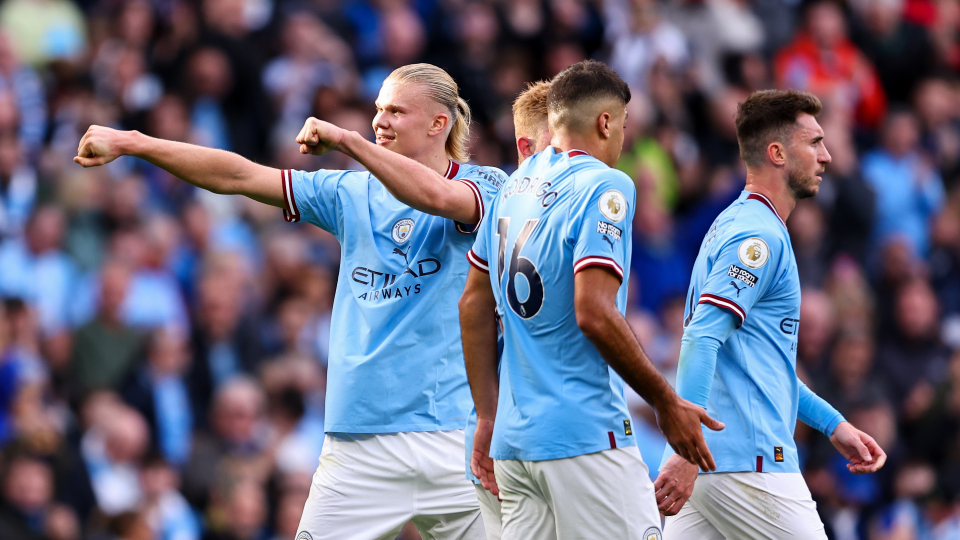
[573,256,624,282]
[454,178,484,234]
[697,294,745,328]
[281,169,300,223]
[466,249,489,273]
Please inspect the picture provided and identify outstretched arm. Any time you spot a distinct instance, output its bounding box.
[296,118,479,223]
[459,266,500,495]
[574,267,725,472]
[74,126,284,207]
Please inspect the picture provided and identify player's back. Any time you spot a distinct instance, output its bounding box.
[469,147,637,462]
[681,191,803,473]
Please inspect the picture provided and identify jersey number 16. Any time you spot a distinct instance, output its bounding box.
[496,217,544,319]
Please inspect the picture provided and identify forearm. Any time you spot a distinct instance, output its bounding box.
[459,285,499,421]
[583,308,678,411]
[798,382,845,436]
[675,303,737,407]
[124,131,283,206]
[338,131,477,222]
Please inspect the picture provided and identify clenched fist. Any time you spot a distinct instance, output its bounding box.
[296,117,347,156]
[74,125,130,168]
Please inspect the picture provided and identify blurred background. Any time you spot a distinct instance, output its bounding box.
[0,0,956,538]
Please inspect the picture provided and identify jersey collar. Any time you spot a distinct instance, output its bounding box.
[746,191,786,227]
[567,149,590,157]
[444,160,460,179]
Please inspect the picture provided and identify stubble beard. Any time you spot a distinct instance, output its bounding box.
[787,164,820,200]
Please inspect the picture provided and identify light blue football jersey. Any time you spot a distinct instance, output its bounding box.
[281,161,507,433]
[469,147,638,462]
[662,190,843,474]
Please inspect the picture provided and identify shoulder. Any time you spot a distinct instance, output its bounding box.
[573,165,636,200]
[457,163,509,190]
[292,168,371,192]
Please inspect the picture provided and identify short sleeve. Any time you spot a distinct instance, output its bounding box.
[466,205,492,274]
[454,166,508,234]
[569,171,635,283]
[283,168,359,237]
[697,229,783,327]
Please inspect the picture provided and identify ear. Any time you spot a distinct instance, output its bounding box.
[429,113,450,137]
[517,137,535,160]
[598,112,613,139]
[767,141,787,167]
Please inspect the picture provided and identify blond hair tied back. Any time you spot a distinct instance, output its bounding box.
[386,64,472,162]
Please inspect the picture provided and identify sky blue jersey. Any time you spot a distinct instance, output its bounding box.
[661,191,844,474]
[281,161,507,433]
[468,147,638,462]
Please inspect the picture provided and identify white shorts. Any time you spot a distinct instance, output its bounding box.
[474,483,502,540]
[296,430,485,540]
[494,446,662,540]
[664,472,827,540]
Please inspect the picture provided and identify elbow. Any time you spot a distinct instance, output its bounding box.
[575,305,606,341]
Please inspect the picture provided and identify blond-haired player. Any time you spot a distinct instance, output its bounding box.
[75,63,507,540]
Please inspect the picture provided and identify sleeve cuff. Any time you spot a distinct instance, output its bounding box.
[697,294,745,328]
[824,413,845,437]
[466,249,489,273]
[573,256,623,282]
[454,179,484,234]
[281,169,300,223]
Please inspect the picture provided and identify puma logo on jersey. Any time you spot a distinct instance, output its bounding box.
[602,236,614,248]
[729,280,746,297]
[392,247,409,263]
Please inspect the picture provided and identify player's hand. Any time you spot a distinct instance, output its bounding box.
[74,125,129,167]
[470,418,499,497]
[654,453,699,516]
[829,421,886,474]
[656,396,724,472]
[296,117,345,156]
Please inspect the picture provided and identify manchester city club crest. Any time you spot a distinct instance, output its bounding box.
[643,527,662,540]
[296,532,313,540]
[392,218,415,243]
[598,190,627,222]
[737,237,769,269]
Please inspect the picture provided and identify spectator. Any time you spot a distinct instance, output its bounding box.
[0,206,76,336]
[862,108,946,256]
[774,0,888,128]
[80,405,151,516]
[181,377,268,509]
[606,0,690,91]
[876,279,951,415]
[122,330,194,467]
[851,0,937,104]
[139,454,201,540]
[0,454,79,540]
[71,260,143,394]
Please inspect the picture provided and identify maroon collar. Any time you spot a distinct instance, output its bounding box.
[567,149,590,157]
[746,192,786,227]
[444,160,460,179]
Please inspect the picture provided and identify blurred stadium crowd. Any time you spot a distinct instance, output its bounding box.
[0,0,957,539]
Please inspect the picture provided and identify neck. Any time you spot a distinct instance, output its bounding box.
[744,169,796,221]
[404,144,452,176]
[551,132,607,166]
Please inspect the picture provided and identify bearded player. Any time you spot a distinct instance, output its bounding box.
[75,64,508,540]
[654,90,886,539]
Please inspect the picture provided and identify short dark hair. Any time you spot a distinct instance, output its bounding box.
[735,89,822,166]
[547,60,631,131]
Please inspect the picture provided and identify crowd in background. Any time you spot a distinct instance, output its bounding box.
[0,0,957,538]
